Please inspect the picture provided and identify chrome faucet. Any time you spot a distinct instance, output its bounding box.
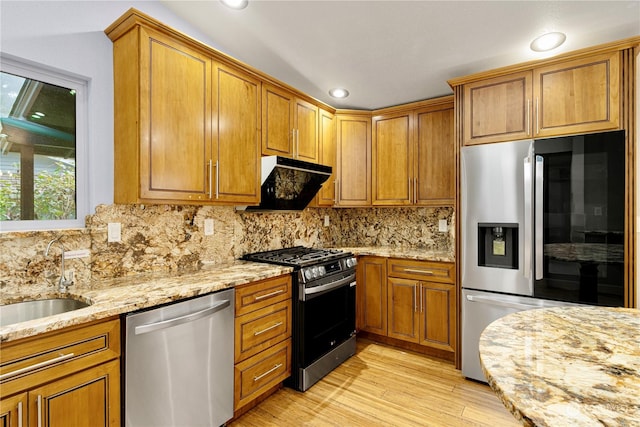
[45,236,74,292]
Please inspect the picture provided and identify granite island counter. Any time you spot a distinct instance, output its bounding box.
[0,261,292,343]
[479,306,640,426]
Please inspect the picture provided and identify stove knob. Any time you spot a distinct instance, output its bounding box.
[346,257,356,268]
[311,266,320,278]
[304,269,313,280]
[318,265,326,277]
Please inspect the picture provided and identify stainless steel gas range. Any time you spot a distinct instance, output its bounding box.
[243,246,357,391]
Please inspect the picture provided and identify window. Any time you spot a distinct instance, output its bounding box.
[0,55,88,230]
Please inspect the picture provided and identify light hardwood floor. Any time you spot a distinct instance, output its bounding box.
[230,339,520,426]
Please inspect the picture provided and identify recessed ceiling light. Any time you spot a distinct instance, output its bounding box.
[220,0,248,10]
[329,88,349,99]
[530,32,566,52]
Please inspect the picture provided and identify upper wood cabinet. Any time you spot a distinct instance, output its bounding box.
[262,83,319,162]
[335,112,372,206]
[457,50,622,145]
[107,21,260,205]
[534,52,620,138]
[315,108,337,206]
[372,97,455,206]
[212,62,261,204]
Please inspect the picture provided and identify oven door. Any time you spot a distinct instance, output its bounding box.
[299,272,356,367]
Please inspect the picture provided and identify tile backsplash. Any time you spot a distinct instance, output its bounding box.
[0,204,453,292]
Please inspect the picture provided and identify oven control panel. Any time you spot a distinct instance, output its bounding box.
[299,256,357,284]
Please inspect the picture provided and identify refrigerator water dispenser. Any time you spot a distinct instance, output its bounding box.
[477,223,518,269]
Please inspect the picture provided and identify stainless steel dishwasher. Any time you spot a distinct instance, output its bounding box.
[124,288,234,427]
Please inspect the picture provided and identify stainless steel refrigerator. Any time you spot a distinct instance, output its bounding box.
[460,130,625,382]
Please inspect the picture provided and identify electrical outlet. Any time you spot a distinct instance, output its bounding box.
[438,219,448,232]
[108,222,122,242]
[204,219,214,236]
[324,215,330,227]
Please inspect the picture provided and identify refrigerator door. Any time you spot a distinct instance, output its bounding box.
[461,139,534,296]
[461,289,578,382]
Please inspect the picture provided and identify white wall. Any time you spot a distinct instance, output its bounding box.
[0,1,224,213]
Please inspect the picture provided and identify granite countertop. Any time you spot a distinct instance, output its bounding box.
[338,246,454,263]
[0,261,292,343]
[479,306,640,426]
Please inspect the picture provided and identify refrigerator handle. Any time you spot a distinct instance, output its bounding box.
[535,155,544,280]
[523,154,532,279]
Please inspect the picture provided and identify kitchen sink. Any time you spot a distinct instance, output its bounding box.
[0,298,90,327]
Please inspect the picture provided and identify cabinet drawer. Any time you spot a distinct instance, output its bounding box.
[0,318,120,397]
[387,259,455,283]
[234,338,291,410]
[235,301,291,363]
[235,274,292,316]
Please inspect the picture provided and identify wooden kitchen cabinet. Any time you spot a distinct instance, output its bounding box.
[335,112,372,206]
[458,51,621,145]
[356,256,388,335]
[107,16,260,205]
[262,83,319,162]
[314,108,338,206]
[387,259,456,352]
[533,51,620,138]
[233,275,292,414]
[212,62,261,204]
[372,97,455,206]
[0,318,121,427]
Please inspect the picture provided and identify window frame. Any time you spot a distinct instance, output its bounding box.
[0,53,89,231]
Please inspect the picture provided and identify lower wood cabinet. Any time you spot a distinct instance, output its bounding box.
[357,256,457,356]
[0,318,121,427]
[233,274,292,414]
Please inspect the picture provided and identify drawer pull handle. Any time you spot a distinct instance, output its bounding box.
[402,268,434,275]
[254,363,283,382]
[0,352,75,381]
[254,322,284,336]
[254,289,285,301]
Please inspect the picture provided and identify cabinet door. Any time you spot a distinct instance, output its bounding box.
[212,63,261,204]
[0,393,27,427]
[294,98,319,162]
[139,28,212,201]
[387,277,419,343]
[262,83,294,157]
[534,51,620,137]
[336,114,372,206]
[357,256,387,334]
[463,71,532,145]
[415,105,455,205]
[372,113,413,205]
[418,282,456,352]
[29,360,120,427]
[315,108,337,206]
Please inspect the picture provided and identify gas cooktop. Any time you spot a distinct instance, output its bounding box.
[243,246,349,267]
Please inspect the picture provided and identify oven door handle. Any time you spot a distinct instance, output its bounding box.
[304,274,356,298]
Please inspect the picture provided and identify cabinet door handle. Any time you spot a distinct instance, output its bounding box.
[17,401,23,427]
[535,97,540,135]
[526,99,531,136]
[254,363,283,382]
[37,395,42,427]
[254,289,285,301]
[413,284,418,312]
[420,285,424,313]
[414,177,418,204]
[0,352,75,381]
[254,321,284,336]
[208,160,213,198]
[408,178,412,203]
[333,180,338,203]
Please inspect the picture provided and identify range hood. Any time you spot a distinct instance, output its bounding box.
[237,156,332,212]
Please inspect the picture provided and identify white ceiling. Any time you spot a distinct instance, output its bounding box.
[160,0,640,110]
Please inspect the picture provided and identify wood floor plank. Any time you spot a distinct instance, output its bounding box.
[230,339,519,427]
